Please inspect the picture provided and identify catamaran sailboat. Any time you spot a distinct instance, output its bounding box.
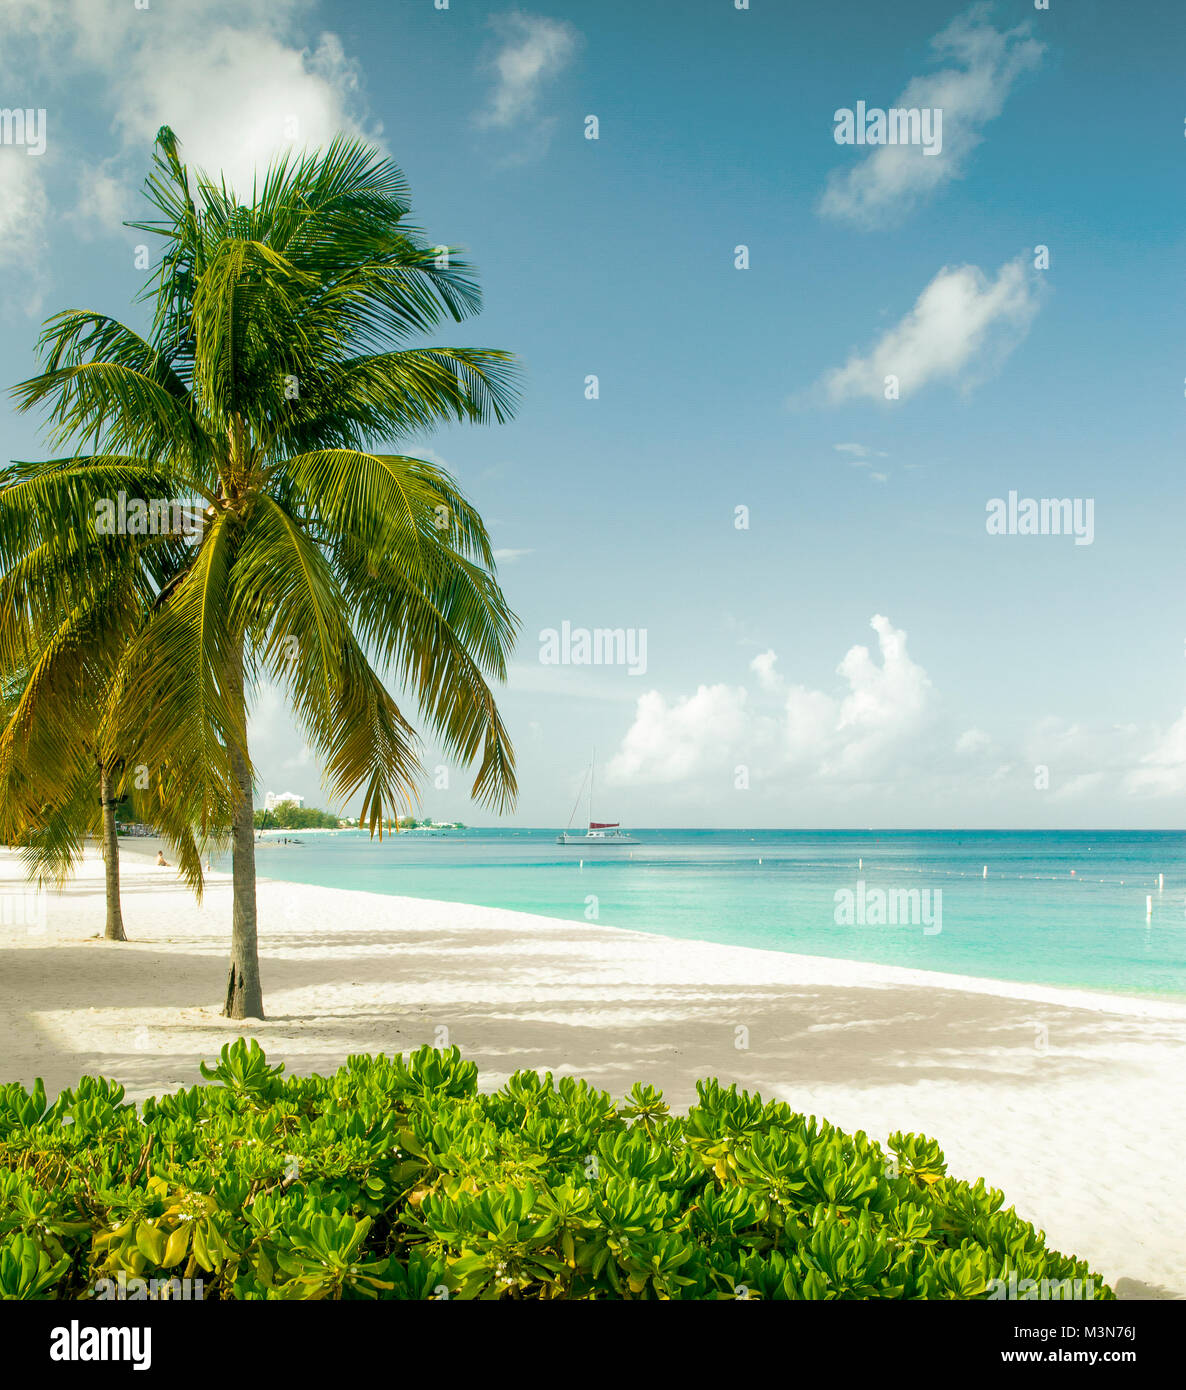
[557,752,638,845]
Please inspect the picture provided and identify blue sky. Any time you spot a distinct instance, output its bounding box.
[1,0,1184,826]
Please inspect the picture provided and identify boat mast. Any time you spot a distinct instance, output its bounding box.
[564,767,588,832]
[588,747,595,830]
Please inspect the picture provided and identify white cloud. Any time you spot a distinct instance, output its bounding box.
[0,0,376,251]
[493,548,533,563]
[834,442,887,462]
[1009,715,1183,806]
[607,615,933,789]
[69,165,133,238]
[0,153,49,290]
[956,728,991,756]
[749,649,781,692]
[1126,710,1186,796]
[111,26,372,197]
[1049,771,1104,803]
[607,683,761,786]
[820,5,1044,226]
[478,12,579,130]
[604,618,1186,820]
[827,616,932,775]
[816,256,1041,404]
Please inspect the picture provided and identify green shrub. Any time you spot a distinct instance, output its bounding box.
[253,804,339,830]
[0,1041,1112,1301]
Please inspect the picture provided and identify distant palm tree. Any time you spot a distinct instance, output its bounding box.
[0,559,208,940]
[0,651,132,943]
[4,129,520,1018]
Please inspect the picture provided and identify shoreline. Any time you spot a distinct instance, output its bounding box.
[253,881,1186,1017]
[26,835,1186,1017]
[223,827,1186,1006]
[2,839,1185,1296]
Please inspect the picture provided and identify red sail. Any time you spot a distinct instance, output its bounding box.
[589,822,619,830]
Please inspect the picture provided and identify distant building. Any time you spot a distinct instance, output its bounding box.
[264,791,305,812]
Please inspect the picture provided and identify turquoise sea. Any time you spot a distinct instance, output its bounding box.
[239,829,1186,999]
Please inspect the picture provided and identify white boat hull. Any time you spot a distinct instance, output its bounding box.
[556,832,639,845]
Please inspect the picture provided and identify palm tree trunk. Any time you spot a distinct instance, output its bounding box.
[99,762,127,942]
[223,640,264,1019]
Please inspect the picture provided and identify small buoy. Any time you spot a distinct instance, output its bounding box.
[1159,873,1164,890]
[858,857,862,870]
[758,857,762,865]
[1146,895,1152,918]
[1070,870,1075,876]
[982,865,988,879]
[579,859,583,869]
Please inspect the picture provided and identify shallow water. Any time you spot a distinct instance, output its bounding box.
[232,829,1186,999]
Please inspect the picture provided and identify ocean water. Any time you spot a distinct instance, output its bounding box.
[236,829,1186,999]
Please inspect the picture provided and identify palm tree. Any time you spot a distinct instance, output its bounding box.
[5,129,520,1018]
[0,556,208,940]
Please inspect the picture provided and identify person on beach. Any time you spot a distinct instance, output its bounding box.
[156,850,169,867]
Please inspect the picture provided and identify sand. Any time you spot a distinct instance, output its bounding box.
[2,837,1184,1299]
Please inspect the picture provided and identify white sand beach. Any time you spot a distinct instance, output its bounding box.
[2,839,1184,1299]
